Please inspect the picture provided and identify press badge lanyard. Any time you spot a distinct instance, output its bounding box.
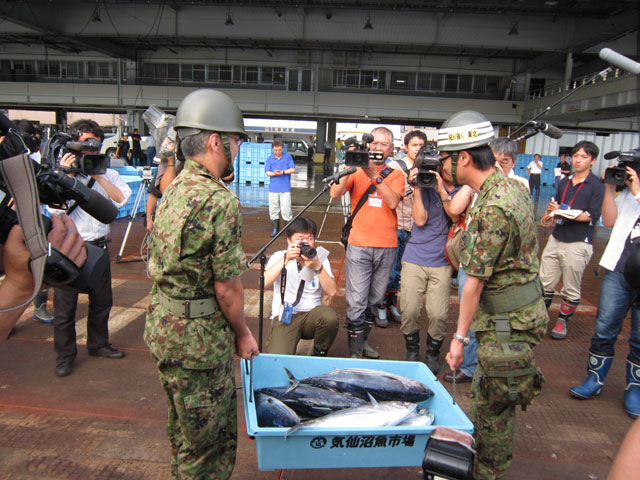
[560,179,586,208]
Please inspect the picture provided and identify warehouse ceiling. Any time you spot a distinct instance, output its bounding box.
[0,0,637,76]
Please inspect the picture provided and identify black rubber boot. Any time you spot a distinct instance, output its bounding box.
[425,335,444,375]
[404,332,420,362]
[347,327,365,359]
[362,321,380,359]
[312,345,328,356]
[270,219,280,237]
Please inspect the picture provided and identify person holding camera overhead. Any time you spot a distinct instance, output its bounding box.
[570,156,640,418]
[264,217,339,356]
[329,127,404,359]
[51,119,131,378]
[400,148,472,374]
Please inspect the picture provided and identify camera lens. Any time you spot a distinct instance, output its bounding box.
[299,243,317,259]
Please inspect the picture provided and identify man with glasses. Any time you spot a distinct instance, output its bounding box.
[145,89,259,480]
[330,127,405,358]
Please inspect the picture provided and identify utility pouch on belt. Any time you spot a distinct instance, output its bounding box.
[478,317,545,413]
[478,277,543,314]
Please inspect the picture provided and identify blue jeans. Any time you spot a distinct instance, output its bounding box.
[458,268,478,377]
[590,269,640,364]
[386,230,410,293]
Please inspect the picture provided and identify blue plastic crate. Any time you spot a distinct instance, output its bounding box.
[241,354,473,471]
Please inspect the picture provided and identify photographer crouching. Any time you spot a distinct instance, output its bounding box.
[48,120,131,377]
[264,217,339,356]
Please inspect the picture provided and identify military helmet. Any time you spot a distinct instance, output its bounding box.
[437,110,495,152]
[174,89,246,137]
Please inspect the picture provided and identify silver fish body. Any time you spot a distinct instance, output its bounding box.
[287,399,418,435]
[257,384,367,417]
[285,367,433,402]
[398,406,435,427]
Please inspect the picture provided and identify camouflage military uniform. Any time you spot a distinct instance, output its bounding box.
[144,158,247,480]
[460,168,548,480]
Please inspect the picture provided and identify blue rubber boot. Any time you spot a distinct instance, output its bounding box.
[570,352,613,399]
[624,359,640,418]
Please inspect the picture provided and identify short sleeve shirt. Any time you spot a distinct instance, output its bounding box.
[460,169,547,332]
[265,153,295,193]
[144,159,247,368]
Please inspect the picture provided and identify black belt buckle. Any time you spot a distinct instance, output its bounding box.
[184,299,191,318]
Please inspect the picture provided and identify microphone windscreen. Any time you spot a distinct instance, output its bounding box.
[599,48,640,75]
[604,151,621,160]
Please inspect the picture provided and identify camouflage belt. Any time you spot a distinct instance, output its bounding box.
[479,277,543,315]
[156,287,217,319]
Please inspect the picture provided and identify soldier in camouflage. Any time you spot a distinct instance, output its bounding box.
[144,89,259,480]
[442,111,548,480]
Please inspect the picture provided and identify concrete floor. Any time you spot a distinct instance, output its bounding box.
[0,163,635,479]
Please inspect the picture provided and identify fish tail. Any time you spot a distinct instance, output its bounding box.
[284,367,300,394]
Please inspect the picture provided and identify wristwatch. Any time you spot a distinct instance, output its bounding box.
[312,265,323,275]
[441,194,452,203]
[375,176,383,185]
[453,333,470,346]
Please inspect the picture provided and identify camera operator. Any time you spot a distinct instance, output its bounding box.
[263,217,339,356]
[0,214,86,343]
[570,160,640,418]
[50,119,131,378]
[400,151,472,374]
[329,127,404,359]
[379,130,428,327]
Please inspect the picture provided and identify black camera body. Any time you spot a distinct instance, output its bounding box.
[343,133,384,167]
[298,242,317,259]
[604,149,640,187]
[49,133,107,176]
[412,144,441,189]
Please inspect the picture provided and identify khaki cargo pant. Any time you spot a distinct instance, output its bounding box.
[266,305,340,355]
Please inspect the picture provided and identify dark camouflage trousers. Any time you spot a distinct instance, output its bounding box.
[157,357,237,480]
[471,325,545,480]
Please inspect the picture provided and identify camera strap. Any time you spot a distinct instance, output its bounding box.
[280,257,306,308]
[66,177,95,216]
[0,153,48,312]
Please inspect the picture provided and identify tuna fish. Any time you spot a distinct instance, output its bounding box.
[255,393,301,428]
[398,406,435,427]
[286,394,418,436]
[257,383,367,418]
[284,367,434,402]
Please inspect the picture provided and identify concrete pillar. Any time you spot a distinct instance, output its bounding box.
[315,119,327,163]
[564,52,573,88]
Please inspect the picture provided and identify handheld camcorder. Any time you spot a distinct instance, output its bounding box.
[344,134,385,167]
[412,143,441,189]
[44,132,107,176]
[298,242,317,259]
[0,113,115,293]
[603,149,640,188]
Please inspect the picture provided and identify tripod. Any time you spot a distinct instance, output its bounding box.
[317,161,351,244]
[116,175,151,263]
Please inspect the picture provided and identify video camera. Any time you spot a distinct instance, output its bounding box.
[412,143,441,189]
[603,149,640,188]
[343,134,385,167]
[0,112,116,293]
[44,132,107,176]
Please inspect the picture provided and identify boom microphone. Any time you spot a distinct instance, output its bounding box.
[529,121,563,139]
[322,166,356,184]
[599,48,640,75]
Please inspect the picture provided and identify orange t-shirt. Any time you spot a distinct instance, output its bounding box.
[345,167,405,248]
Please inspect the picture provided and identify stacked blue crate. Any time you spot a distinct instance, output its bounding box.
[238,142,273,186]
[117,176,149,219]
